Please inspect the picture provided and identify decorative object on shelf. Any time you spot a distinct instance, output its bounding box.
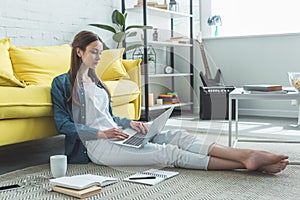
[89,9,152,51]
[158,92,180,104]
[288,72,300,91]
[132,45,156,74]
[156,98,163,105]
[134,0,143,7]
[207,15,222,37]
[168,0,179,12]
[153,28,158,41]
[148,93,154,106]
[164,66,173,74]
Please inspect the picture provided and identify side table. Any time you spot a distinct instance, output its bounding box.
[228,88,300,147]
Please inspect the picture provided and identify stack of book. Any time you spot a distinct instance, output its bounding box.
[243,84,287,94]
[49,174,118,199]
[158,93,180,104]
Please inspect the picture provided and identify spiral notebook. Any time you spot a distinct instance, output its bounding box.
[124,169,179,186]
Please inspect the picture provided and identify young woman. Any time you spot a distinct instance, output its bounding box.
[51,30,289,174]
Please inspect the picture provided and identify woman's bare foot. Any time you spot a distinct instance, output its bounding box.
[258,159,289,174]
[242,150,289,171]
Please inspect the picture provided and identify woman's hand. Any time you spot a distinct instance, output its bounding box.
[96,128,129,140]
[130,121,149,134]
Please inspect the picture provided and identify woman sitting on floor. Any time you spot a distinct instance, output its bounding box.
[51,30,289,174]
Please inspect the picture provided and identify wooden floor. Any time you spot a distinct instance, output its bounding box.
[0,135,65,175]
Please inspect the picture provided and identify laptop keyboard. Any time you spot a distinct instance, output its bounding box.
[123,132,145,146]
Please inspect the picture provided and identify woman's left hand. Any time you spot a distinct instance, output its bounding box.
[130,121,149,134]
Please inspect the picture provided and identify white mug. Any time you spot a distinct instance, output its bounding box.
[50,155,67,178]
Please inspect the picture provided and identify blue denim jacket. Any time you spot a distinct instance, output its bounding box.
[51,72,131,164]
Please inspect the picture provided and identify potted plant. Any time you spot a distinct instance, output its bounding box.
[131,45,156,74]
[90,9,152,51]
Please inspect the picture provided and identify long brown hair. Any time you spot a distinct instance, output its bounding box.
[68,30,110,103]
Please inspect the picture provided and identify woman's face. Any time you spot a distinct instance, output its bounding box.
[77,40,103,69]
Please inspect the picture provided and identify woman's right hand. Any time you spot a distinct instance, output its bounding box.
[96,128,129,140]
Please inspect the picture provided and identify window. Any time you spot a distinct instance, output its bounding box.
[202,0,300,37]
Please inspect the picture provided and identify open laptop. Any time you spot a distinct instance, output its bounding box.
[113,107,174,148]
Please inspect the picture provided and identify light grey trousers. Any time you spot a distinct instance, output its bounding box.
[86,130,214,170]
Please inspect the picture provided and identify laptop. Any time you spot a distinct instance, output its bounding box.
[113,107,174,148]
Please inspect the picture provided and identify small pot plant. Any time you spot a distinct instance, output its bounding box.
[89,9,152,51]
[207,15,222,37]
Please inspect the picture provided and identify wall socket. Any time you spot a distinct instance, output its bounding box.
[291,100,298,106]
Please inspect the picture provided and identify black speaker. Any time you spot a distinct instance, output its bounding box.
[200,86,236,120]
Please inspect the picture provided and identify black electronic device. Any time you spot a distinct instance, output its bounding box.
[200,86,236,120]
[0,184,21,191]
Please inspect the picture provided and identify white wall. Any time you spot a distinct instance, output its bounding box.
[194,33,300,118]
[1,0,298,118]
[0,0,119,46]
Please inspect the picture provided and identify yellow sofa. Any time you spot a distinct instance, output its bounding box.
[0,38,141,146]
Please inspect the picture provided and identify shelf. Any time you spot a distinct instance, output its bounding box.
[123,0,194,121]
[127,40,192,47]
[142,102,193,111]
[142,73,193,78]
[126,6,192,19]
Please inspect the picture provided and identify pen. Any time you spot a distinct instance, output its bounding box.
[129,176,156,180]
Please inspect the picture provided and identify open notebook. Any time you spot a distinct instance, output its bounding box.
[124,169,179,186]
[50,174,118,190]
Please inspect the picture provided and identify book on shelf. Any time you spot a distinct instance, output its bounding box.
[49,174,118,190]
[244,90,288,94]
[124,169,179,186]
[158,93,180,104]
[165,36,190,44]
[52,185,101,199]
[243,84,283,91]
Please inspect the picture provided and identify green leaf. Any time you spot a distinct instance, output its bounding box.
[89,24,116,33]
[125,44,144,52]
[113,32,126,43]
[126,25,153,31]
[126,31,137,38]
[112,10,125,26]
[112,10,118,24]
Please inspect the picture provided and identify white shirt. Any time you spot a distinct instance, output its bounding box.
[83,82,118,130]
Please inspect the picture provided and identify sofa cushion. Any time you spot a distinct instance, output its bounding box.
[0,38,13,75]
[0,85,52,119]
[0,38,26,87]
[113,103,135,119]
[9,44,71,85]
[0,71,26,87]
[96,48,129,81]
[104,79,139,107]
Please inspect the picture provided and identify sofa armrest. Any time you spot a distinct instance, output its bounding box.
[122,59,142,120]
